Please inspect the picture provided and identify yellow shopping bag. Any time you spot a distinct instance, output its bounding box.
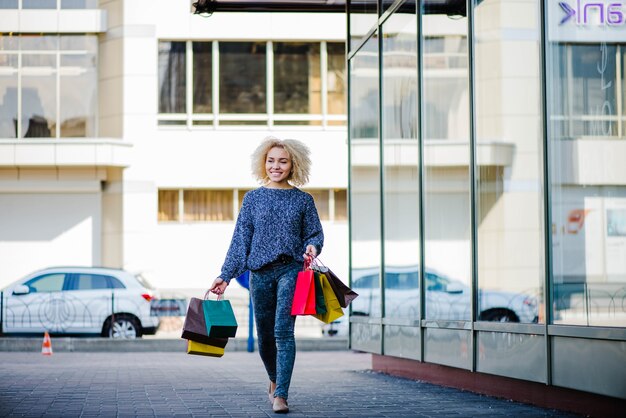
[313,273,345,324]
[187,339,225,357]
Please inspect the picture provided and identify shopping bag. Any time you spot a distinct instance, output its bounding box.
[314,259,359,308]
[187,339,225,357]
[181,297,229,348]
[314,273,345,324]
[313,271,327,315]
[291,268,317,315]
[202,297,238,338]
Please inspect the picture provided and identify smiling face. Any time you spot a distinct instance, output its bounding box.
[265,146,293,188]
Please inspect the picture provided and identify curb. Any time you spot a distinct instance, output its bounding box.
[0,337,349,353]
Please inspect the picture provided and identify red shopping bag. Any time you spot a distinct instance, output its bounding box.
[291,267,316,315]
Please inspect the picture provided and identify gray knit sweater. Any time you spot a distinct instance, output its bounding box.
[219,187,324,282]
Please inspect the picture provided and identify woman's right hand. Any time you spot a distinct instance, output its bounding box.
[209,277,228,295]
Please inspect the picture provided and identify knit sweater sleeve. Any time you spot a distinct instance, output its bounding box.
[302,193,324,256]
[219,193,253,282]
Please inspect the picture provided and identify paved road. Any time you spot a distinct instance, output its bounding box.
[0,351,577,417]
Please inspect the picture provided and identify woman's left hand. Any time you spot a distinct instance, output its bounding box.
[304,244,317,260]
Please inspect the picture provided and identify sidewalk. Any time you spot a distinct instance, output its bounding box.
[0,351,578,417]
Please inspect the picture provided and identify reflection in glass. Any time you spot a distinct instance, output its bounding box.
[60,71,96,137]
[158,42,186,114]
[0,75,17,138]
[421,3,471,320]
[23,0,55,9]
[21,35,58,51]
[547,9,626,327]
[327,43,346,116]
[274,43,320,116]
[382,6,420,319]
[220,42,266,114]
[192,42,212,114]
[474,0,543,324]
[61,0,99,8]
[350,35,381,318]
[349,0,378,51]
[21,75,56,138]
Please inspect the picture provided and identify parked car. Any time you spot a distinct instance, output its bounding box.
[0,266,160,339]
[322,266,538,337]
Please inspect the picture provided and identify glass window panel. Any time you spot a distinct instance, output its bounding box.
[308,189,330,221]
[23,0,56,8]
[382,5,420,319]
[550,44,620,139]
[25,274,66,293]
[21,75,56,138]
[421,3,471,320]
[22,54,56,67]
[158,190,179,222]
[274,42,321,115]
[61,0,99,8]
[60,54,96,68]
[0,34,18,51]
[192,42,212,114]
[547,16,626,327]
[184,190,234,222]
[327,42,346,115]
[219,42,266,114]
[60,70,96,137]
[334,189,347,221]
[350,34,381,318]
[60,35,97,52]
[20,35,58,51]
[75,274,109,290]
[0,0,17,9]
[158,41,186,114]
[238,189,252,211]
[0,75,17,138]
[349,0,378,51]
[474,0,543,324]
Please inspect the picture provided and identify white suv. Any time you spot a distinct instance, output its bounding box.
[1,267,160,339]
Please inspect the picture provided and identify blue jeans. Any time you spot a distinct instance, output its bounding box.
[250,261,300,400]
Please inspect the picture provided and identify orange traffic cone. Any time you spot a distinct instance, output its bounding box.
[42,331,53,356]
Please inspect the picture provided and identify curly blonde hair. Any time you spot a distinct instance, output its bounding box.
[251,136,311,186]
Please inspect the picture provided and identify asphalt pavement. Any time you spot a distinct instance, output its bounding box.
[0,350,579,417]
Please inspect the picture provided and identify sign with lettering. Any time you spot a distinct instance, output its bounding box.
[549,1,626,42]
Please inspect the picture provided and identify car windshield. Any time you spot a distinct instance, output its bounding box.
[134,273,155,290]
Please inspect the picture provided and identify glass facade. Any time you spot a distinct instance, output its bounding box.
[348,0,626,400]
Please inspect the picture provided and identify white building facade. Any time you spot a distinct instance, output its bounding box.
[0,1,349,294]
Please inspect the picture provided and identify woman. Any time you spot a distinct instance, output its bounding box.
[209,136,324,414]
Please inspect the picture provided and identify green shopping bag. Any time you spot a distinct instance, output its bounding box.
[202,295,238,338]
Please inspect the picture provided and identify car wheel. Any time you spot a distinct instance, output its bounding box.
[480,309,519,323]
[106,315,142,339]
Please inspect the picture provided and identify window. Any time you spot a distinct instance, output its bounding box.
[0,34,97,138]
[184,190,233,221]
[550,44,625,139]
[274,42,321,122]
[74,274,110,290]
[158,41,186,115]
[159,188,346,222]
[157,40,346,128]
[25,274,66,293]
[220,42,267,115]
[158,190,179,222]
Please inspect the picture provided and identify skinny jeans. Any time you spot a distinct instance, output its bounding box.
[250,261,300,400]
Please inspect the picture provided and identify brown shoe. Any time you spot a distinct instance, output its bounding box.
[272,397,289,414]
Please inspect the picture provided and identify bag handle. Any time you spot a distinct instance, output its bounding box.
[204,290,224,301]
